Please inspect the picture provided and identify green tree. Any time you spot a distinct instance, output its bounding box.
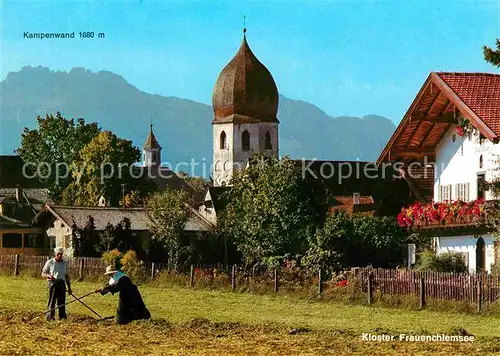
[352,215,407,267]
[61,130,141,206]
[146,189,191,268]
[302,210,353,274]
[303,212,407,272]
[483,39,500,67]
[17,112,100,201]
[220,156,324,267]
[184,176,211,204]
[71,216,100,257]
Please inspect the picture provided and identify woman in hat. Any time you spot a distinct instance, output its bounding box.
[95,266,151,325]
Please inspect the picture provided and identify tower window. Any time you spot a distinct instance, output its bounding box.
[220,131,227,149]
[242,130,250,151]
[152,152,157,163]
[479,154,483,169]
[265,131,272,150]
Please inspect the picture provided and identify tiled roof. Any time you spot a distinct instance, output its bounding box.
[329,196,376,215]
[436,72,500,135]
[34,205,213,232]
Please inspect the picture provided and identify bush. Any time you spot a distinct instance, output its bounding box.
[415,250,468,273]
[101,249,123,270]
[101,249,147,283]
[121,250,147,283]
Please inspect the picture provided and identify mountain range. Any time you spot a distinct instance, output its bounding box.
[0,66,396,177]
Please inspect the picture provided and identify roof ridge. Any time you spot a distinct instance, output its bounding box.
[50,205,146,211]
[435,72,500,77]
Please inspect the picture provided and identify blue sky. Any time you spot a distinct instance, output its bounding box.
[1,0,499,123]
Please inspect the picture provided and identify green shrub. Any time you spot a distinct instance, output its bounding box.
[101,249,122,270]
[415,250,468,273]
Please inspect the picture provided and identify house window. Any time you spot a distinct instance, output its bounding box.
[24,233,42,248]
[242,130,250,151]
[439,184,452,201]
[2,233,22,248]
[265,131,272,150]
[455,183,470,201]
[477,173,486,200]
[220,131,227,149]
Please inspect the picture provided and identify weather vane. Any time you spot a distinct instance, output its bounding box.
[243,15,246,33]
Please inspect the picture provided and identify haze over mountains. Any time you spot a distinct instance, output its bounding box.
[0,66,396,177]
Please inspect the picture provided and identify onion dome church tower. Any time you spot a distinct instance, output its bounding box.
[211,28,279,187]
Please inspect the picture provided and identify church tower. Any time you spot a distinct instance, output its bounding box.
[143,124,162,167]
[211,29,279,186]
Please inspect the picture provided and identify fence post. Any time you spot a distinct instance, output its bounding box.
[190,265,195,287]
[79,258,84,280]
[14,254,20,276]
[318,269,323,295]
[419,277,426,307]
[231,265,236,290]
[367,273,373,304]
[274,268,278,293]
[477,276,482,313]
[150,262,156,280]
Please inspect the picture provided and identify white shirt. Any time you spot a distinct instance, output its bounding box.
[42,258,69,282]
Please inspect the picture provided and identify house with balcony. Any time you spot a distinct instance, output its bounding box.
[378,72,500,273]
[0,156,51,255]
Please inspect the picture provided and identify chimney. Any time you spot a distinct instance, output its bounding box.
[353,192,360,213]
[15,186,22,203]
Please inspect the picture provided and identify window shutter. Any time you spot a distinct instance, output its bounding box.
[438,185,442,201]
[465,183,470,201]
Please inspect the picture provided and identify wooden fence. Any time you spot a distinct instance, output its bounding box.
[2,255,500,310]
[0,255,107,279]
[359,268,500,306]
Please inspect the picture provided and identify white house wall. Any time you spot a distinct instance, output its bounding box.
[436,234,494,273]
[434,126,500,202]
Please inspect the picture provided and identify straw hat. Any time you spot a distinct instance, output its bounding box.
[104,265,118,276]
[54,247,64,255]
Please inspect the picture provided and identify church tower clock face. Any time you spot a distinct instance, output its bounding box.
[211,29,279,187]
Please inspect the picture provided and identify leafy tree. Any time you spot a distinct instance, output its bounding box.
[61,130,141,206]
[302,210,352,274]
[303,212,407,272]
[100,223,117,252]
[17,112,100,201]
[220,155,324,267]
[146,189,191,268]
[353,215,407,267]
[483,39,500,67]
[121,190,145,207]
[71,216,100,257]
[184,176,211,204]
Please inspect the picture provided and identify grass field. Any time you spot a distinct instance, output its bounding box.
[0,275,499,355]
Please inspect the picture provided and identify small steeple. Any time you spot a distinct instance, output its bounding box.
[143,124,162,150]
[143,124,162,167]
